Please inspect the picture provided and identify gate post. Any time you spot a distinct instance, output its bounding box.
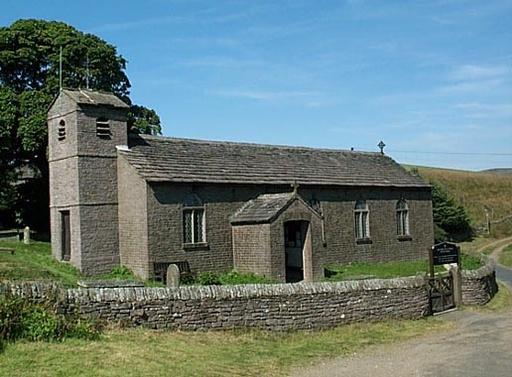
[450,265,463,307]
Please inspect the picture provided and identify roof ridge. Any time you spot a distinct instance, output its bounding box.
[132,134,383,156]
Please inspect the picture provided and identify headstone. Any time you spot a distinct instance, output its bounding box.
[166,264,180,287]
[23,226,30,245]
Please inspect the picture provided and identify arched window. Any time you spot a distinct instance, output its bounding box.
[183,194,206,244]
[58,119,66,141]
[396,199,409,236]
[96,117,111,138]
[354,200,369,239]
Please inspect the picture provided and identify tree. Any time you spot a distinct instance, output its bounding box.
[431,182,472,241]
[0,19,161,230]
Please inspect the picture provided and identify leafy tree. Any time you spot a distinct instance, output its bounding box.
[431,182,472,241]
[128,105,162,135]
[0,19,161,230]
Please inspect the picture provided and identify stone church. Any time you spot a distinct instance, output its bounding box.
[48,89,434,283]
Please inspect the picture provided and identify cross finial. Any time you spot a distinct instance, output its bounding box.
[378,140,386,154]
[291,181,299,195]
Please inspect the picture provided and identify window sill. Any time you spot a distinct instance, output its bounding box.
[397,235,412,241]
[183,242,209,251]
[356,238,372,245]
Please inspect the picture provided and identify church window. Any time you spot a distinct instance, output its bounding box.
[183,194,206,244]
[396,199,409,236]
[354,200,370,239]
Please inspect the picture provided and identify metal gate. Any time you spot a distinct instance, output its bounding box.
[428,273,455,314]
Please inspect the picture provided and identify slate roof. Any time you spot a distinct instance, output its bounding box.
[119,134,429,187]
[61,89,129,109]
[230,192,318,224]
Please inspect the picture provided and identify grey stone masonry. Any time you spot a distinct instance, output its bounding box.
[48,89,129,275]
[1,263,497,331]
[1,278,428,330]
[461,258,499,306]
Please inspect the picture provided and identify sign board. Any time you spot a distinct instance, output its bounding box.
[431,242,459,266]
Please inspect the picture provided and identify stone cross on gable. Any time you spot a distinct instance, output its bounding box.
[291,181,299,194]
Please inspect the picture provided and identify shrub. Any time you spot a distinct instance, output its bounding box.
[195,272,221,285]
[102,265,136,280]
[0,295,102,352]
[20,306,62,341]
[0,295,25,341]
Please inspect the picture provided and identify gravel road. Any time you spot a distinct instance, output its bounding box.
[292,239,512,377]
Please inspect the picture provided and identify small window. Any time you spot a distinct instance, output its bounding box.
[58,119,66,141]
[354,200,370,239]
[96,117,111,139]
[183,194,206,244]
[396,199,409,236]
[183,209,205,244]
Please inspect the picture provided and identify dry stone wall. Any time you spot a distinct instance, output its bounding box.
[2,278,428,330]
[0,264,497,331]
[461,259,498,306]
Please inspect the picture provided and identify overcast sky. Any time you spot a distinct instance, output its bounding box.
[3,0,512,170]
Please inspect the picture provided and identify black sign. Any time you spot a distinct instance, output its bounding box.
[431,242,459,265]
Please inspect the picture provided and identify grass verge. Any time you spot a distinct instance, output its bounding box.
[0,318,449,377]
[498,245,512,268]
[465,282,512,314]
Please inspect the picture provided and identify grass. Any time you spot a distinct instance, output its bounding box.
[324,259,440,281]
[408,166,512,237]
[0,240,81,287]
[0,318,450,377]
[466,282,512,314]
[498,245,512,268]
[0,240,154,287]
[458,236,498,256]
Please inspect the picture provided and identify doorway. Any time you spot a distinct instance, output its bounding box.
[60,210,71,261]
[284,220,309,282]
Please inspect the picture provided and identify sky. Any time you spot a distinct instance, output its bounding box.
[2,0,512,170]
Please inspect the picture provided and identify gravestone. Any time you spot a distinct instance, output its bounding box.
[166,264,180,287]
[23,226,30,245]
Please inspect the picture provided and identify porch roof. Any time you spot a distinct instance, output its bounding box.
[230,192,319,225]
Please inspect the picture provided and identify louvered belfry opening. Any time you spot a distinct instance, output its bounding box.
[96,117,111,139]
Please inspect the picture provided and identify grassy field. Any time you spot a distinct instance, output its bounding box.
[498,245,512,268]
[410,166,512,237]
[0,318,449,377]
[0,240,149,287]
[0,240,81,286]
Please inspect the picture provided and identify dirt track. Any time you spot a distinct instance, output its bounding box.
[293,239,512,377]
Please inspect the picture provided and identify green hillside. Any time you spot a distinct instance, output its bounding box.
[405,165,512,237]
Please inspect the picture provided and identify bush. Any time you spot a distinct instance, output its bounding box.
[0,295,101,352]
[20,306,62,341]
[195,272,221,285]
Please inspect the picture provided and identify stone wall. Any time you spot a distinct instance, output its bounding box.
[1,277,429,331]
[1,261,498,331]
[461,258,498,306]
[143,182,434,280]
